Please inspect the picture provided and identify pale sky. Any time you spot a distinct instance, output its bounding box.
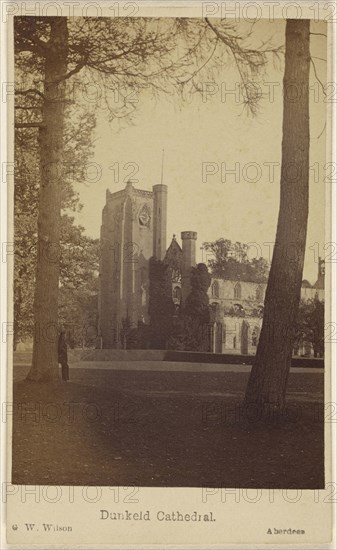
[72,19,327,284]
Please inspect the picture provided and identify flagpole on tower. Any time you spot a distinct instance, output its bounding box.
[161,149,165,184]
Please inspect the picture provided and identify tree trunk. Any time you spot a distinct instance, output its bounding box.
[27,18,68,382]
[244,20,310,413]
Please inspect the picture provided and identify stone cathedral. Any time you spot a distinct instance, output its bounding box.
[99,181,324,354]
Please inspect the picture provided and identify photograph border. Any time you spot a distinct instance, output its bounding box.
[1,1,336,548]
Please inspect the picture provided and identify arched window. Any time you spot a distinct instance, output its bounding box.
[256,285,263,301]
[173,286,182,303]
[251,326,259,347]
[141,284,147,306]
[234,283,241,299]
[210,302,219,321]
[211,280,219,298]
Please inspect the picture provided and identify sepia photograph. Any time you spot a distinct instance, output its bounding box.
[2,1,336,546]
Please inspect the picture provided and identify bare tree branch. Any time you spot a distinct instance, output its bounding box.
[310,57,327,97]
[316,122,326,140]
[181,37,220,85]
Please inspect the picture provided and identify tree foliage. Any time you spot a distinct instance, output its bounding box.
[294,298,324,358]
[168,263,211,352]
[14,209,100,349]
[184,263,212,324]
[58,217,99,349]
[168,316,210,352]
[203,239,269,283]
[148,257,175,349]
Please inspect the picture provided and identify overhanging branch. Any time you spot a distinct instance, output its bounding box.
[15,122,45,129]
[16,89,45,100]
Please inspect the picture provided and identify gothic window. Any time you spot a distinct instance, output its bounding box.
[173,286,182,303]
[234,283,241,299]
[319,258,325,275]
[256,285,263,301]
[233,336,237,349]
[210,302,219,322]
[251,330,257,347]
[211,280,220,298]
[141,284,147,306]
[171,269,181,283]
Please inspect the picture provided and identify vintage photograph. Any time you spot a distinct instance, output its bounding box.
[11,11,328,494]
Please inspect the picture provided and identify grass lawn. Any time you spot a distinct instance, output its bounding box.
[11,365,324,488]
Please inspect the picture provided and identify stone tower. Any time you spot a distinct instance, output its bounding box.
[152,184,168,260]
[99,182,156,348]
[181,231,197,303]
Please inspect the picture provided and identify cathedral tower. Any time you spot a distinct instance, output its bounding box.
[99,182,154,348]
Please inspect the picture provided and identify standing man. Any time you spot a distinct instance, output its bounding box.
[58,329,69,382]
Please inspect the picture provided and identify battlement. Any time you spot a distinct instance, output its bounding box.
[106,186,153,203]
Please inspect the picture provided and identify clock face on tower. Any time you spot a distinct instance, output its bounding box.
[139,205,151,227]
